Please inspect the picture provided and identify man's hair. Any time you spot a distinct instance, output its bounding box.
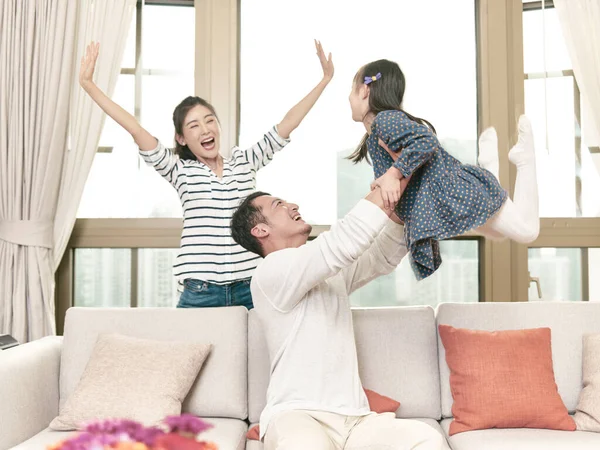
[231,191,270,257]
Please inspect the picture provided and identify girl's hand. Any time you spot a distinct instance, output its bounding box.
[80,42,99,88]
[314,40,333,83]
[370,168,412,209]
[371,168,402,210]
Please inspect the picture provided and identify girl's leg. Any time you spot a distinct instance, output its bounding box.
[474,127,505,240]
[484,115,540,243]
[477,126,500,180]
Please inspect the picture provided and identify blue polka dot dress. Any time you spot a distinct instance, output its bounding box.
[368,110,508,280]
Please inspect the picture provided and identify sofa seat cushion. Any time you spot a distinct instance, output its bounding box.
[10,418,247,450]
[441,418,600,450]
[245,418,450,450]
[10,429,77,450]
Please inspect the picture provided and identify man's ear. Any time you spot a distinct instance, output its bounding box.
[251,224,270,239]
[176,133,186,146]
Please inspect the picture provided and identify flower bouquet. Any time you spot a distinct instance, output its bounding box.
[48,414,217,450]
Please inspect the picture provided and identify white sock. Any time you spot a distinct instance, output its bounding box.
[477,127,499,180]
[509,115,536,167]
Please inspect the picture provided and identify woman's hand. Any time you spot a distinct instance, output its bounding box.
[80,41,99,89]
[315,40,333,83]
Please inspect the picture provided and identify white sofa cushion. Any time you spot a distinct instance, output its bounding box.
[60,307,248,420]
[437,302,600,418]
[248,306,441,424]
[574,333,600,431]
[50,333,211,430]
[440,418,600,450]
[10,418,246,450]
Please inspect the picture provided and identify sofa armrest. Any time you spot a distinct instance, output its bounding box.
[0,336,62,450]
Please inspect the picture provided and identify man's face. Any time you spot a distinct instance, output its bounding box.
[251,195,312,244]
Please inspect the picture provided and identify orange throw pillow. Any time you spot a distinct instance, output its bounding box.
[438,324,576,435]
[363,388,401,414]
[246,388,400,440]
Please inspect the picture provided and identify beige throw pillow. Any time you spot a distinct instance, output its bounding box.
[574,333,600,432]
[50,333,211,431]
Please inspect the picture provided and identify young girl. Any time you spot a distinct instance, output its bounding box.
[79,40,334,308]
[348,59,539,280]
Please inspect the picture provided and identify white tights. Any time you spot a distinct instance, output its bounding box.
[474,116,540,244]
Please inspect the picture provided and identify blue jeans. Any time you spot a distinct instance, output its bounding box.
[177,278,253,310]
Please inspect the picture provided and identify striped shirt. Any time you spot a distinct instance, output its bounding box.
[139,125,290,285]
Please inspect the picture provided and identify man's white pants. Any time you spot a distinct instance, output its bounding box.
[264,410,445,450]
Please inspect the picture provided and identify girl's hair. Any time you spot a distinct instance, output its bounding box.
[348,59,436,164]
[172,96,219,160]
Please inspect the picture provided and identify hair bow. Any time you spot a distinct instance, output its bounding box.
[364,72,382,85]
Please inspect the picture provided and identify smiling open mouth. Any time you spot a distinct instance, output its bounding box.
[201,137,215,149]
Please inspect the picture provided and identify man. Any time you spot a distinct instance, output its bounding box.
[231,185,444,450]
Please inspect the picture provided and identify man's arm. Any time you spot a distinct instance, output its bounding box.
[341,214,408,295]
[254,190,393,313]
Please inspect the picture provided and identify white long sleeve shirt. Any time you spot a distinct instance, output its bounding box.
[251,199,408,439]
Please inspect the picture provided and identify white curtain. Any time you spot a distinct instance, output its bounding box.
[53,0,136,268]
[0,0,135,343]
[554,0,600,147]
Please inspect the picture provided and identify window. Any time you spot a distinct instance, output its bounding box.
[240,0,479,305]
[528,248,600,301]
[74,248,180,307]
[77,2,195,219]
[523,4,600,218]
[522,1,600,302]
[70,1,194,310]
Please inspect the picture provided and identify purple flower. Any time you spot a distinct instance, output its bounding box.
[130,426,166,446]
[163,414,213,435]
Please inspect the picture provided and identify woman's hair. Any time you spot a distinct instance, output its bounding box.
[348,59,436,164]
[172,96,219,160]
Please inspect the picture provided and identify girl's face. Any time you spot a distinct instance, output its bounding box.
[348,79,370,122]
[176,104,221,161]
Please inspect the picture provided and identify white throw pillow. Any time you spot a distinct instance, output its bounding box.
[50,333,211,430]
[574,333,600,432]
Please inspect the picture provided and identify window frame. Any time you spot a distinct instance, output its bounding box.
[58,0,584,332]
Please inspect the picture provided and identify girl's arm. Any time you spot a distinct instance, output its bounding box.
[79,42,157,151]
[374,110,439,178]
[276,40,334,139]
[370,110,438,208]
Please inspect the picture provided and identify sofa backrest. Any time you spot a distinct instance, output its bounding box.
[436,302,600,418]
[60,307,248,420]
[248,306,442,424]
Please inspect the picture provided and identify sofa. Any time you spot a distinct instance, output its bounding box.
[2,302,600,450]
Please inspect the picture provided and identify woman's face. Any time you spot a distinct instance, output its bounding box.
[177,104,222,161]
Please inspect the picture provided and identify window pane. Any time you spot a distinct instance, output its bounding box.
[121,12,137,69]
[350,240,479,307]
[141,75,194,146]
[240,0,477,225]
[138,249,180,307]
[528,248,582,301]
[142,5,195,71]
[523,9,571,73]
[79,5,194,219]
[74,249,131,307]
[525,77,600,217]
